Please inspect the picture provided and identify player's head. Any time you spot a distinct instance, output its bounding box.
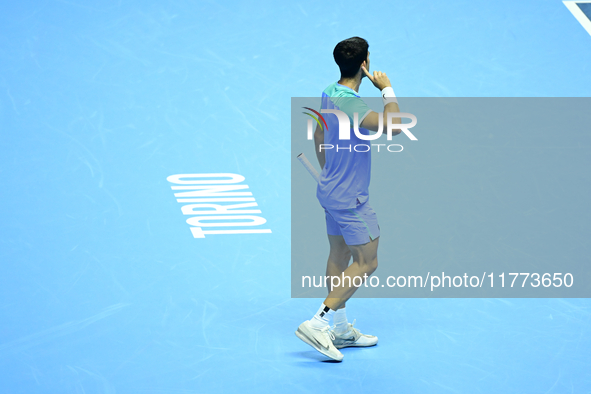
[333,37,369,79]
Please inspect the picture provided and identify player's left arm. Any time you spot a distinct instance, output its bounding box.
[360,106,401,136]
[314,122,326,169]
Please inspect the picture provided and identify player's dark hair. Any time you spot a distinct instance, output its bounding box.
[333,37,369,79]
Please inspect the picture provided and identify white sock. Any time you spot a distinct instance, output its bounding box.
[334,307,349,334]
[309,303,335,330]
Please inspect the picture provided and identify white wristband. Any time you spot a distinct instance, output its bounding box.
[381,86,398,106]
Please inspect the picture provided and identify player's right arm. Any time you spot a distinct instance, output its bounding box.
[359,66,401,136]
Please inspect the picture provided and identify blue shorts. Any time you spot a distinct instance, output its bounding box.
[324,199,380,246]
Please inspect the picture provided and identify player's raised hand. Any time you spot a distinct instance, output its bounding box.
[361,66,391,91]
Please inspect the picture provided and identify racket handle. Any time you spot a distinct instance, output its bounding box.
[297,153,320,184]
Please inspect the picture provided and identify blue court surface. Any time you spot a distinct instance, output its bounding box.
[1,1,591,393]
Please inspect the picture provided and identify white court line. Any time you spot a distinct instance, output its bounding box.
[564,1,591,36]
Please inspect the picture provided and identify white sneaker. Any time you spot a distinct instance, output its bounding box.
[331,320,378,349]
[295,320,344,361]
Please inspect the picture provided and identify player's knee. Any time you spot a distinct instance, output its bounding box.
[358,256,378,275]
[367,258,378,275]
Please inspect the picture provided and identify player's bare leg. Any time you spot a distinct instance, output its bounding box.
[323,236,380,349]
[324,236,379,310]
[326,235,352,294]
[325,235,351,328]
[296,235,379,359]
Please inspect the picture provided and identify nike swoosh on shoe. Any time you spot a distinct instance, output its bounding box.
[310,335,330,351]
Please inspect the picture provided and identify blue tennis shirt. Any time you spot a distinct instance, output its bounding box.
[316,82,373,210]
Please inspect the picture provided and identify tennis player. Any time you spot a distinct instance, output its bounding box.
[295,37,401,361]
